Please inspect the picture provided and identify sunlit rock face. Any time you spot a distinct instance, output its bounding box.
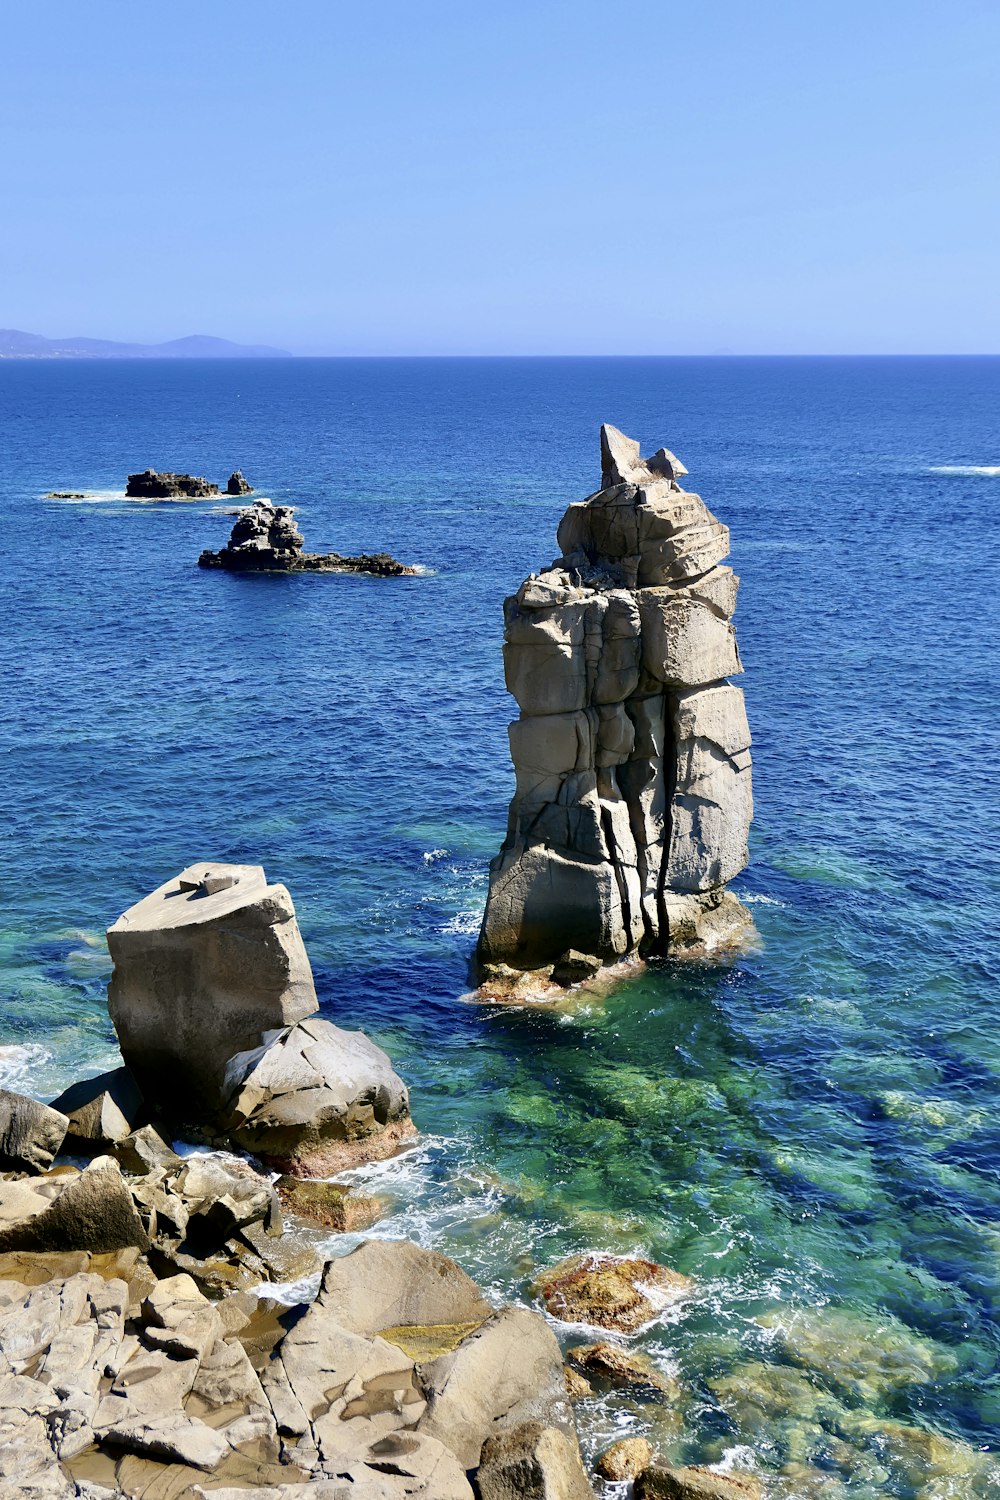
[478,426,753,973]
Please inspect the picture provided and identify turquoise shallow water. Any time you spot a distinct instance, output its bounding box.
[1,356,999,1495]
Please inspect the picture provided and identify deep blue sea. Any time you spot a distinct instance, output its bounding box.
[2,356,999,1496]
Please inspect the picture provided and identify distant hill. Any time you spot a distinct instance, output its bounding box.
[0,329,291,359]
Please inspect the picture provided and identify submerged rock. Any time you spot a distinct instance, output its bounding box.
[198,498,417,576]
[478,425,752,975]
[636,1466,764,1499]
[274,1175,383,1232]
[566,1340,678,1396]
[125,469,220,499]
[596,1436,655,1482]
[534,1252,693,1332]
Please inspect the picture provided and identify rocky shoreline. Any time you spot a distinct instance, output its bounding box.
[0,859,749,1500]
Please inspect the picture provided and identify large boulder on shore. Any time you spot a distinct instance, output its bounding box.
[106,863,414,1171]
[223,1018,413,1173]
[107,862,318,1123]
[50,1066,143,1149]
[0,1157,149,1254]
[0,1090,68,1175]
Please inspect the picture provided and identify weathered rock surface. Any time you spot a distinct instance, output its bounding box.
[198,499,417,576]
[50,1069,143,1150]
[567,1340,678,1396]
[0,1090,68,1174]
[596,1435,655,1481]
[223,1018,414,1173]
[106,862,414,1172]
[478,425,753,974]
[0,1158,149,1254]
[226,470,254,495]
[477,1420,596,1498]
[635,1465,764,1499]
[125,470,220,499]
[107,862,318,1123]
[275,1176,382,1232]
[534,1252,693,1333]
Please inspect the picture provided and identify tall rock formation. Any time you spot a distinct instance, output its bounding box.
[478,426,753,975]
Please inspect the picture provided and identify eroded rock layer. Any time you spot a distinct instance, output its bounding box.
[479,425,753,973]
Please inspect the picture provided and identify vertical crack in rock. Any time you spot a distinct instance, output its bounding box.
[478,425,754,977]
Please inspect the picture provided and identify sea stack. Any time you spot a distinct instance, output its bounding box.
[198,498,418,576]
[478,425,753,978]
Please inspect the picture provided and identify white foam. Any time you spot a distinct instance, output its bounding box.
[0,1043,51,1091]
[422,848,449,864]
[742,893,786,907]
[929,464,1000,476]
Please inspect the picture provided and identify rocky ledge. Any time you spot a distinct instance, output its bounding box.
[477,425,754,986]
[198,500,417,577]
[125,470,253,500]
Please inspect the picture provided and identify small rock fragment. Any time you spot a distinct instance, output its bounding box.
[596,1436,655,1481]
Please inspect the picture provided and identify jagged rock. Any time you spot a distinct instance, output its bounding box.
[125,469,219,499]
[226,470,254,495]
[635,1466,764,1500]
[223,1017,413,1174]
[109,1124,179,1176]
[534,1253,693,1333]
[596,1436,655,1481]
[198,499,417,576]
[550,950,602,987]
[107,862,318,1123]
[0,1090,68,1174]
[566,1341,678,1396]
[479,426,752,974]
[476,1421,595,1499]
[50,1068,143,1149]
[275,1175,383,1232]
[0,1158,149,1254]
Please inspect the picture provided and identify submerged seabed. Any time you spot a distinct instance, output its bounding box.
[2,356,1000,1496]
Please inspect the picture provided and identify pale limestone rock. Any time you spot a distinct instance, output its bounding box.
[477,1420,596,1499]
[107,861,318,1121]
[0,1158,149,1255]
[479,426,752,974]
[49,1068,142,1149]
[0,1091,68,1175]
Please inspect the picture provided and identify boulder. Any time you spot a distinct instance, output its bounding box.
[477,427,752,976]
[109,1124,180,1176]
[477,1421,595,1499]
[223,1017,413,1173]
[0,1158,149,1254]
[0,1090,68,1175]
[534,1253,693,1333]
[275,1176,382,1232]
[316,1239,492,1336]
[226,470,254,495]
[550,950,602,987]
[50,1067,143,1149]
[635,1466,764,1500]
[596,1436,655,1481]
[567,1340,678,1396]
[107,862,318,1122]
[125,470,220,499]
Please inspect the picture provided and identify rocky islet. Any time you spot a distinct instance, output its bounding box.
[198,498,417,577]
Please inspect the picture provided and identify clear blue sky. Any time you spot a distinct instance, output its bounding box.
[3,1,997,354]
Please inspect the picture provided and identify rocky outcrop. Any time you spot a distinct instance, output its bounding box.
[226,469,254,495]
[0,1239,592,1498]
[198,499,417,576]
[125,470,220,499]
[106,862,413,1171]
[0,1090,68,1175]
[478,425,753,975]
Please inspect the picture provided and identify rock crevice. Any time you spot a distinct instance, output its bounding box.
[478,426,753,974]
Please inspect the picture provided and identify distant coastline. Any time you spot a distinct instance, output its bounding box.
[0,328,290,359]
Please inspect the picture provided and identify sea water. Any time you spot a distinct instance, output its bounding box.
[1,355,999,1496]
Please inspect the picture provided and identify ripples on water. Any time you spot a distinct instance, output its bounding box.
[2,356,1000,1496]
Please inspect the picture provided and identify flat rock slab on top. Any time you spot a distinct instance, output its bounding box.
[107,862,318,1123]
